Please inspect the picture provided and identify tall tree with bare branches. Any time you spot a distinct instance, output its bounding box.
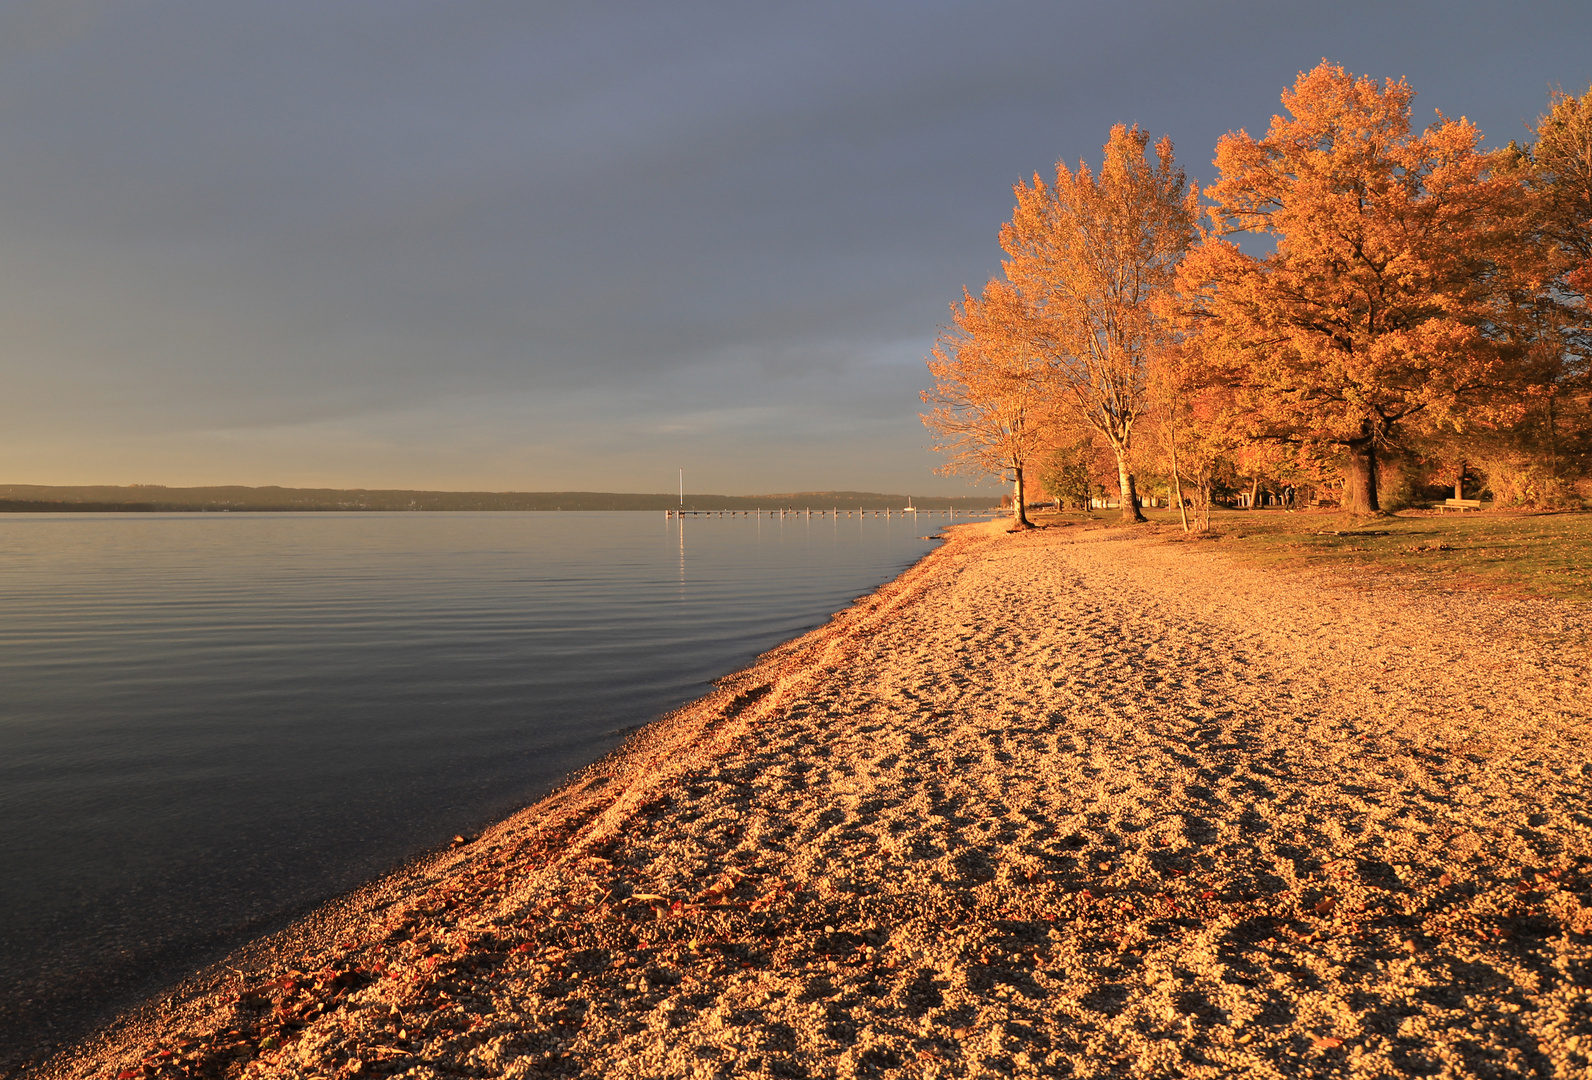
[1001,123,1198,523]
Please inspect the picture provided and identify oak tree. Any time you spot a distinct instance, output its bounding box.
[1176,62,1532,513]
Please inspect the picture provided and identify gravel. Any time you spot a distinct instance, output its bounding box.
[32,521,1592,1080]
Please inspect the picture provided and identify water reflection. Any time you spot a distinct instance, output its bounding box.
[0,511,938,1049]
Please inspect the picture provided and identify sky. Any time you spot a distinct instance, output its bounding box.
[0,1,1588,495]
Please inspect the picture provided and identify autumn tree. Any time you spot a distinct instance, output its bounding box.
[1531,82,1592,330]
[1035,437,1100,511]
[1000,124,1198,523]
[1146,326,1297,527]
[1148,341,1232,530]
[1176,62,1535,514]
[1513,83,1592,497]
[922,279,1050,528]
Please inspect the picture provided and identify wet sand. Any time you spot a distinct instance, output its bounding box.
[28,521,1592,1079]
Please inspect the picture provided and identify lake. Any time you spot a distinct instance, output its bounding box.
[0,511,940,1052]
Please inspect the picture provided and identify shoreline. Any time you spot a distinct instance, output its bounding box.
[27,521,1592,1079]
[19,520,976,1080]
[0,504,947,1068]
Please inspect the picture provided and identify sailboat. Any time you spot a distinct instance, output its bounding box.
[904,497,917,513]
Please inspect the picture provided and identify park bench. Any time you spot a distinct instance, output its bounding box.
[1441,498,1482,511]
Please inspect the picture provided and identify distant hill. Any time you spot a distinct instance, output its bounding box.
[0,484,998,513]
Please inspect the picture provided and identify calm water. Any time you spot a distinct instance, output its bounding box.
[0,511,939,1048]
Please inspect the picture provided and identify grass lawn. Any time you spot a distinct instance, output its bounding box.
[1026,506,1592,606]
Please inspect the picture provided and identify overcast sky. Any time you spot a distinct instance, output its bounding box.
[0,1,1587,494]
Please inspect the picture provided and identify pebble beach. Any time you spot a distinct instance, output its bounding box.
[30,519,1592,1080]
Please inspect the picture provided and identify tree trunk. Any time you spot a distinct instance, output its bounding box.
[1114,451,1147,524]
[1168,427,1190,533]
[1011,468,1033,529]
[1247,476,1261,510]
[1344,426,1381,514]
[1193,466,1212,532]
[1547,396,1558,475]
[1454,461,1465,501]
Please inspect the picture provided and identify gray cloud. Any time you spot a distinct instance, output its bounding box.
[0,1,1586,491]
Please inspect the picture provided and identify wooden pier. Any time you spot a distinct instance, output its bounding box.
[664,507,999,520]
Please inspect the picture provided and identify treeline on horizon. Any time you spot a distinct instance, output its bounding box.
[0,485,996,514]
[925,62,1592,528]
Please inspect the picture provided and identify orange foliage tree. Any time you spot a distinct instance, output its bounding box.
[1531,83,1592,327]
[1444,84,1592,506]
[1148,338,1252,530]
[922,279,1051,528]
[1528,83,1592,472]
[1001,124,1198,523]
[1176,62,1535,513]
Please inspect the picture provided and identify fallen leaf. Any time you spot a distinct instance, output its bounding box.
[1313,896,1337,916]
[1312,1035,1344,1050]
[1438,873,1453,887]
